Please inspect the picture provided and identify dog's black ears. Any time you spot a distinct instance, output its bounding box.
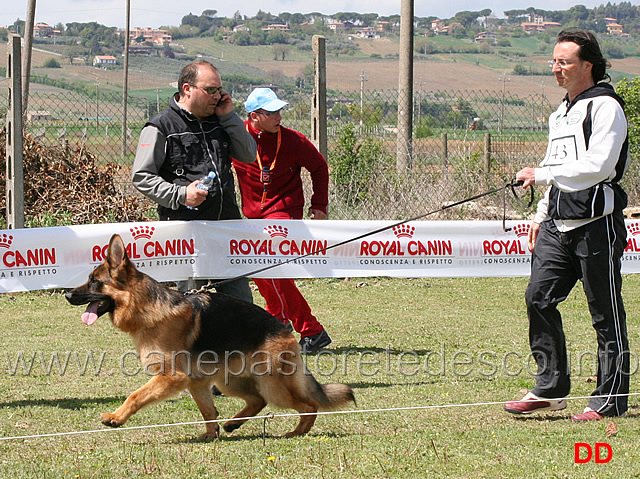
[107,234,128,268]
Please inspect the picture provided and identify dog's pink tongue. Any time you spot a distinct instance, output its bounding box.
[81,302,100,325]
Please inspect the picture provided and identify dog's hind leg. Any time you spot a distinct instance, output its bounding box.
[286,400,319,437]
[188,380,220,440]
[222,394,267,433]
[101,374,189,428]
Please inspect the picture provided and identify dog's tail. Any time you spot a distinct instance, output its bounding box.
[309,377,356,411]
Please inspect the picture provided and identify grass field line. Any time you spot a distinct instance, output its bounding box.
[2,391,638,443]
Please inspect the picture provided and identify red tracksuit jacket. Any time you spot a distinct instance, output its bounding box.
[232,121,329,219]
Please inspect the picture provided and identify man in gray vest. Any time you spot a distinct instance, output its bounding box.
[132,60,255,302]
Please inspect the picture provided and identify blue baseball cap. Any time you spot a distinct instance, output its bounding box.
[245,88,289,113]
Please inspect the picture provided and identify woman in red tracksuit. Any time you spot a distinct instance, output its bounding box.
[232,88,331,354]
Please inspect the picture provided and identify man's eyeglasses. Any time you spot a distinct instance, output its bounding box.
[190,84,223,95]
[257,110,282,117]
[548,59,574,69]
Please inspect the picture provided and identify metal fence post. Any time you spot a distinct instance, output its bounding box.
[311,35,327,159]
[441,132,448,167]
[6,35,25,229]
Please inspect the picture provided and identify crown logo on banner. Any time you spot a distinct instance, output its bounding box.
[264,225,288,238]
[627,222,640,236]
[130,225,155,240]
[392,224,415,238]
[512,223,530,238]
[0,233,13,248]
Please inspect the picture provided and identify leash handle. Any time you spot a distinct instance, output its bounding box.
[502,180,535,232]
[509,180,534,208]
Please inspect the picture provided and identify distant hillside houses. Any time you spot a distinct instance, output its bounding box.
[431,19,464,35]
[262,24,290,32]
[354,26,379,39]
[93,55,117,67]
[474,31,497,43]
[233,24,250,33]
[604,17,628,36]
[127,26,172,45]
[34,22,60,37]
[520,20,562,33]
[520,14,561,33]
[328,22,353,33]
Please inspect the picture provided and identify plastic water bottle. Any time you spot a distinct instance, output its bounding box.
[197,171,216,192]
[187,171,216,210]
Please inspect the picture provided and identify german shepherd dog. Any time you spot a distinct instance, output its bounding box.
[65,234,354,439]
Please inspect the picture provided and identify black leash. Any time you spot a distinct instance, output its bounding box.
[192,180,533,293]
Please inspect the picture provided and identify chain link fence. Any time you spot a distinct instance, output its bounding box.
[9,85,637,222]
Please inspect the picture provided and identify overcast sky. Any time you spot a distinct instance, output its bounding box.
[1,0,608,30]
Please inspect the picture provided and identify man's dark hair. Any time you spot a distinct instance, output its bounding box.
[177,60,219,95]
[557,29,611,83]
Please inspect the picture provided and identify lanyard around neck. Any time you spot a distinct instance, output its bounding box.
[247,125,281,209]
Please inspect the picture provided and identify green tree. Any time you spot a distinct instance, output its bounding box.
[415,38,435,55]
[329,123,389,206]
[232,31,251,46]
[615,77,640,200]
[42,58,61,68]
[513,64,528,75]
[272,44,289,60]
[617,77,640,157]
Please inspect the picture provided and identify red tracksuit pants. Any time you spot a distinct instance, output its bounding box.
[253,277,324,338]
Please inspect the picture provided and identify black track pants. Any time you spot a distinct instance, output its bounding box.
[526,212,629,416]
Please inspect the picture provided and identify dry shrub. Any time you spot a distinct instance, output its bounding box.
[0,128,151,226]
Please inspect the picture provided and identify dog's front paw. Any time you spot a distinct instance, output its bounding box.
[100,413,123,428]
[197,430,220,441]
[223,420,242,433]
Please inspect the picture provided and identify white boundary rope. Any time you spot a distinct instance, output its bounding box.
[2,392,638,442]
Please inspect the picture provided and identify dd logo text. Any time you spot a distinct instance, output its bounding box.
[574,443,612,464]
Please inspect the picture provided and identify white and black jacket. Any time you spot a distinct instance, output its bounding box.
[533,83,629,231]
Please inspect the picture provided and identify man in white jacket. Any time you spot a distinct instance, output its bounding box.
[504,29,630,422]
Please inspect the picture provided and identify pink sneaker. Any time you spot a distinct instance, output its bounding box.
[504,391,567,415]
[571,408,603,422]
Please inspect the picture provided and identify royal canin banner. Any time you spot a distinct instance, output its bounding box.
[2,219,640,293]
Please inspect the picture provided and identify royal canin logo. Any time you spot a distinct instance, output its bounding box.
[357,223,452,258]
[0,234,56,268]
[130,225,155,240]
[393,224,415,238]
[92,226,194,262]
[264,225,288,238]
[360,222,451,257]
[479,223,529,256]
[512,223,530,238]
[230,224,326,256]
[0,234,13,249]
[625,221,640,253]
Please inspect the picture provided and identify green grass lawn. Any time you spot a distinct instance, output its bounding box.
[1,276,639,477]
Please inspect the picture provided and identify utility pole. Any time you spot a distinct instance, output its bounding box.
[22,0,36,119]
[396,0,414,170]
[311,35,327,159]
[121,0,130,156]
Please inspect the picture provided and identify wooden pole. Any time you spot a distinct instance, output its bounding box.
[6,35,25,229]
